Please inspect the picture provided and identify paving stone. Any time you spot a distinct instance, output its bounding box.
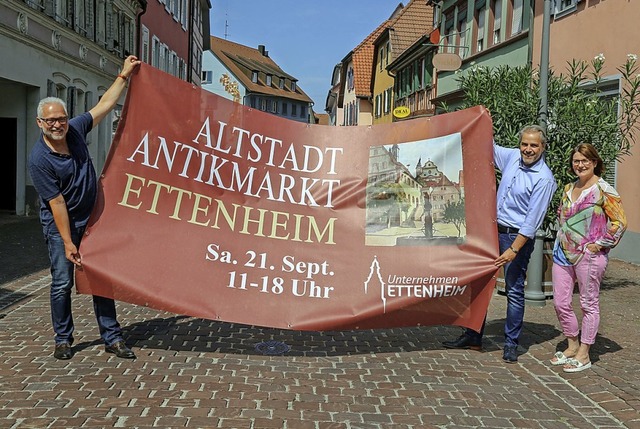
[1,218,639,428]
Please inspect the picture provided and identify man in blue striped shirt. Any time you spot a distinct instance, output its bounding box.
[443,125,557,363]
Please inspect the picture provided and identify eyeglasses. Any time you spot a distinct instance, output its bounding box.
[38,117,68,126]
[572,159,593,166]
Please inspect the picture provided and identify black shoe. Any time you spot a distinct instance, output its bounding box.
[442,334,482,351]
[105,341,136,359]
[54,343,73,360]
[503,345,518,363]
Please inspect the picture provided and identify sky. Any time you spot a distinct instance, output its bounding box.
[386,134,463,181]
[209,0,403,112]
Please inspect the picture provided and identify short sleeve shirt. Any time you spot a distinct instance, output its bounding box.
[28,112,96,234]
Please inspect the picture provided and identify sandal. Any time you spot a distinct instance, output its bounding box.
[550,351,570,366]
[563,358,592,373]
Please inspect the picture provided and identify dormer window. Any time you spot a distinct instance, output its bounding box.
[291,81,297,92]
[266,74,272,86]
[279,78,284,89]
[251,71,258,83]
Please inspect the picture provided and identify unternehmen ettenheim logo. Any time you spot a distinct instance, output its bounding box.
[364,256,467,313]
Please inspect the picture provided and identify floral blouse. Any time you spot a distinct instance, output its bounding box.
[553,177,627,266]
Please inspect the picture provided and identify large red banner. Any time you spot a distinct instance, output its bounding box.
[76,64,499,331]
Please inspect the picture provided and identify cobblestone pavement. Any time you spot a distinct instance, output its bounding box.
[1,216,639,428]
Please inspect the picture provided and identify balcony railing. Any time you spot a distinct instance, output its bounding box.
[394,85,436,118]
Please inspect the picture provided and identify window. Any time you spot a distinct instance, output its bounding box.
[385,42,390,65]
[152,36,160,67]
[458,18,467,58]
[447,28,455,54]
[379,46,385,71]
[476,6,486,53]
[346,67,354,91]
[279,78,284,89]
[160,44,168,71]
[202,70,213,84]
[292,104,298,117]
[251,71,258,83]
[282,102,288,115]
[168,51,175,76]
[433,3,441,27]
[56,0,70,26]
[493,0,502,45]
[180,0,188,28]
[178,59,186,80]
[445,14,455,54]
[266,74,272,86]
[260,99,267,111]
[511,0,523,36]
[554,0,578,17]
[172,0,179,18]
[75,1,87,36]
[291,81,297,92]
[142,26,149,63]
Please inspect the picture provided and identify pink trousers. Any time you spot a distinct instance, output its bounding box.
[552,250,608,345]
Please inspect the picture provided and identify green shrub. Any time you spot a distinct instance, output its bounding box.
[442,55,640,230]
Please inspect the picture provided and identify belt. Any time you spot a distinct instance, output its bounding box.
[497,224,519,234]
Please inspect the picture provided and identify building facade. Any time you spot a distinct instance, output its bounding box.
[0,0,210,217]
[530,0,640,264]
[202,36,313,123]
[140,0,210,85]
[371,0,433,124]
[0,0,144,216]
[433,0,532,107]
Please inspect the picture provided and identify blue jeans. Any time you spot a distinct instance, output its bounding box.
[46,227,124,346]
[466,232,535,347]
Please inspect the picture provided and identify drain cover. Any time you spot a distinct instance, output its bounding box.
[255,340,290,355]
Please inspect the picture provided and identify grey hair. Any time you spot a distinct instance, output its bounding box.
[518,124,547,146]
[37,97,68,117]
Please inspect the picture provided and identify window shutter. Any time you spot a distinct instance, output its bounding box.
[66,86,76,117]
[85,91,92,112]
[478,8,485,39]
[106,1,114,50]
[511,0,523,35]
[46,80,56,97]
[86,0,94,40]
[459,20,467,58]
[44,0,55,18]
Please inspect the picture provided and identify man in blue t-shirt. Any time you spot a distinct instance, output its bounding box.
[28,55,141,360]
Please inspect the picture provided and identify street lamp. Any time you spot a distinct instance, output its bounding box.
[524,0,552,307]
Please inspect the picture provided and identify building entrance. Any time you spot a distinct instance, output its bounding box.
[0,118,17,213]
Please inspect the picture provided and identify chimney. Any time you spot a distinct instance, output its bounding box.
[258,45,268,57]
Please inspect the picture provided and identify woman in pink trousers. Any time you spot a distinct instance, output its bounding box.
[549,143,626,373]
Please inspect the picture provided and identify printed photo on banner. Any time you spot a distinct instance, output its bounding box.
[366,133,465,246]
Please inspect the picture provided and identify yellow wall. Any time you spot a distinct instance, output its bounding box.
[372,38,394,125]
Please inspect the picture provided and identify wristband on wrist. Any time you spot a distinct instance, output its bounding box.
[509,246,518,254]
[117,74,128,81]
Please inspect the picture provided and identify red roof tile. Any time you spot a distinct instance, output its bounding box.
[387,0,435,63]
[209,36,312,103]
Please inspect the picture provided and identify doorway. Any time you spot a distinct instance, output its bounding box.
[0,118,17,213]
